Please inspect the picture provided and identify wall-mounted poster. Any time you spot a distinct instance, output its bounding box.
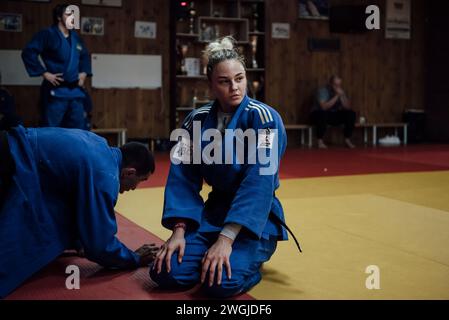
[135,21,157,39]
[272,23,290,39]
[298,0,329,20]
[81,17,104,36]
[385,0,411,39]
[81,0,122,7]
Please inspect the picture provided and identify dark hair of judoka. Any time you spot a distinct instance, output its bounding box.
[120,142,155,175]
[53,4,69,25]
[203,36,246,80]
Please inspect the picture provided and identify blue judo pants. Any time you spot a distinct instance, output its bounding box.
[44,97,85,129]
[150,231,277,298]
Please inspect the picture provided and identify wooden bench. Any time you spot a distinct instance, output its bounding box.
[356,123,408,146]
[285,123,408,147]
[92,128,127,147]
[285,124,313,148]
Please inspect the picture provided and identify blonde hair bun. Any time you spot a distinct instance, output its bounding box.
[203,36,245,79]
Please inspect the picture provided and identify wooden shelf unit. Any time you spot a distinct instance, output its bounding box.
[170,0,266,130]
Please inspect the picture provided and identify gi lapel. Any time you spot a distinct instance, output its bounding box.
[55,26,79,83]
[65,31,81,83]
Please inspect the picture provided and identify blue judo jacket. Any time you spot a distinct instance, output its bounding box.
[0,126,139,298]
[22,25,91,100]
[163,95,289,241]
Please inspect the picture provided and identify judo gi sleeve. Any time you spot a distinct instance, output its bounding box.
[76,171,140,269]
[162,110,207,231]
[22,30,48,77]
[162,162,204,231]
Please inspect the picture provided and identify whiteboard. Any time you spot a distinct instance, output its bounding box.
[92,53,161,89]
[0,50,42,86]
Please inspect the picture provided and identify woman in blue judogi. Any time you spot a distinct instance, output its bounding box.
[0,126,157,298]
[22,4,91,129]
[151,37,300,298]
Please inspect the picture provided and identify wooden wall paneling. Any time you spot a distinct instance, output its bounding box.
[265,0,425,140]
[1,0,426,141]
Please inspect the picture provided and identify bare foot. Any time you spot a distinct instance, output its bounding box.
[318,139,328,149]
[344,139,355,149]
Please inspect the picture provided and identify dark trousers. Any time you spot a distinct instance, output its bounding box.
[310,109,356,139]
[150,231,277,298]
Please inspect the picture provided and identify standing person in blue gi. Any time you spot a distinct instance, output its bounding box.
[0,126,158,298]
[22,4,92,130]
[150,36,301,298]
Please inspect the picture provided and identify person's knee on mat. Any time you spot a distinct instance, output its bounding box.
[201,270,262,298]
[202,277,245,298]
[149,260,198,289]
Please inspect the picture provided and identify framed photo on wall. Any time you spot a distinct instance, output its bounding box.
[81,17,104,36]
[272,23,290,39]
[81,0,122,7]
[0,13,22,32]
[134,21,157,39]
[298,0,329,20]
[385,0,411,39]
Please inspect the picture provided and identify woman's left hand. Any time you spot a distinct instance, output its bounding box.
[201,235,233,287]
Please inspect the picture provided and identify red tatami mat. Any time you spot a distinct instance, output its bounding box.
[279,144,449,179]
[6,214,252,300]
[140,145,449,188]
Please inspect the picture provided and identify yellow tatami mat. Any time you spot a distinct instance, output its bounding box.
[116,171,449,299]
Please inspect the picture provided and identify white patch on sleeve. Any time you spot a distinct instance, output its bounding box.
[257,128,275,149]
[172,136,192,162]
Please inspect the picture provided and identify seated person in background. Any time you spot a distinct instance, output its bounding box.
[0,127,158,298]
[0,73,22,130]
[310,75,356,149]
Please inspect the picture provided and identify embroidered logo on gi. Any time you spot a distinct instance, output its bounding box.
[76,44,83,51]
[172,136,192,163]
[257,128,275,149]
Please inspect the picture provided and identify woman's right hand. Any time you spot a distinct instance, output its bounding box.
[43,72,64,86]
[153,227,186,274]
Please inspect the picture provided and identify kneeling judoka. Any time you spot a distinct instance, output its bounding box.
[151,37,300,298]
[0,126,157,298]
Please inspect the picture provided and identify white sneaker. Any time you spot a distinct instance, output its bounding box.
[318,139,328,149]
